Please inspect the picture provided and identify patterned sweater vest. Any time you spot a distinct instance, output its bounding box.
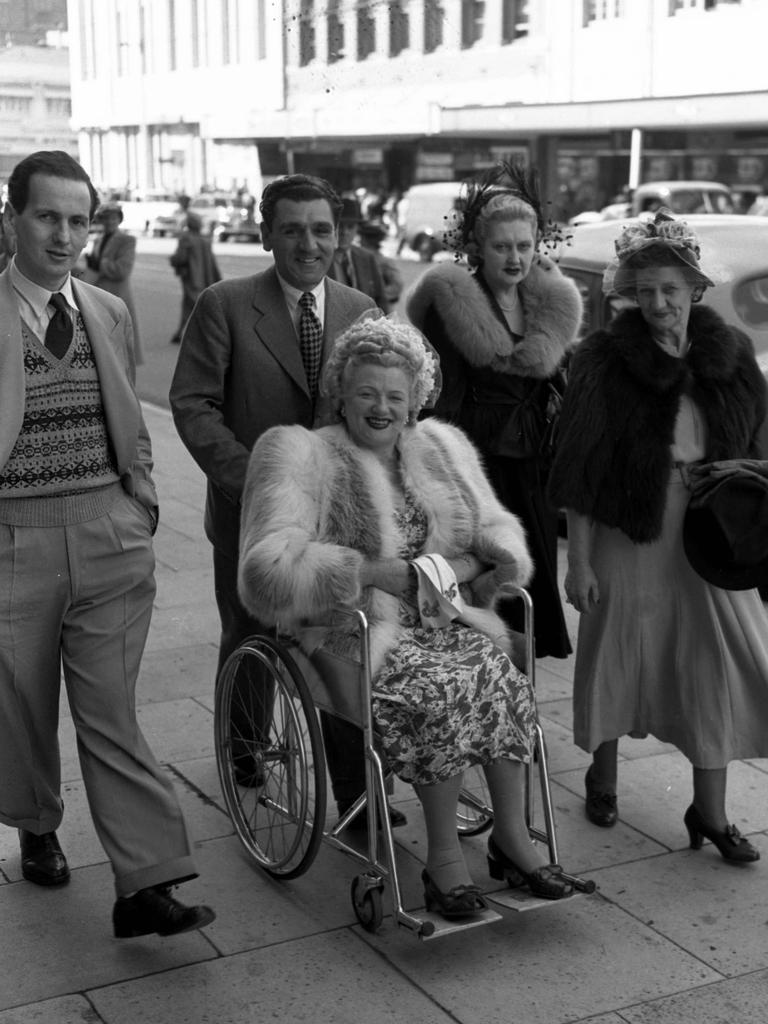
[0,313,120,523]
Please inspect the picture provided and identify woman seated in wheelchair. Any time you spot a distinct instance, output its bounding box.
[238,315,575,920]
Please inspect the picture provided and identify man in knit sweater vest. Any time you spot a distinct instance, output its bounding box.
[0,150,215,938]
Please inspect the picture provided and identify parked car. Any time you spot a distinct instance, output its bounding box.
[558,214,768,451]
[219,207,261,243]
[187,192,238,235]
[570,181,735,227]
[401,181,464,260]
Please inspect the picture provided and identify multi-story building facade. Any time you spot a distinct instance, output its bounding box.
[0,44,76,184]
[67,0,768,217]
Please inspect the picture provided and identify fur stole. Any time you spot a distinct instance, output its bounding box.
[406,258,583,379]
[548,304,767,543]
[238,418,533,674]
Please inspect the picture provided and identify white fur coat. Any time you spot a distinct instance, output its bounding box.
[238,418,533,675]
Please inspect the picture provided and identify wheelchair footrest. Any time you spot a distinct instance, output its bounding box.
[486,888,593,913]
[416,906,503,940]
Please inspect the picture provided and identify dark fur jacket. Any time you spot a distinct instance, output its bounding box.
[406,260,583,454]
[238,418,533,675]
[548,305,767,543]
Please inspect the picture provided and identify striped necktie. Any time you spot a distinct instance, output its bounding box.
[298,291,323,400]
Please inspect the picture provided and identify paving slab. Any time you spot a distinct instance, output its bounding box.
[357,894,720,1024]
[618,969,768,1023]
[0,994,105,1023]
[592,849,768,977]
[0,864,216,1010]
[88,930,460,1024]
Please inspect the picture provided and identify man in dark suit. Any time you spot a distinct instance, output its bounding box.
[0,150,214,937]
[326,197,387,309]
[169,174,404,826]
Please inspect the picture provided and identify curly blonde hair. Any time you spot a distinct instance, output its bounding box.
[321,315,438,418]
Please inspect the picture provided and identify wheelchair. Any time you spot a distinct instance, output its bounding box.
[214,586,595,940]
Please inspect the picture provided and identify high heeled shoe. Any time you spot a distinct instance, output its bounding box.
[683,805,760,864]
[421,869,487,919]
[487,835,574,900]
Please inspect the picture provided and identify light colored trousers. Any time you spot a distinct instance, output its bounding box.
[0,491,197,896]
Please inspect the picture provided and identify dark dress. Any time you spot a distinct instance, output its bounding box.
[421,274,571,659]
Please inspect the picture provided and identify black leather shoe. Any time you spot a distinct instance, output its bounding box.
[113,885,216,938]
[19,830,70,886]
[337,800,407,831]
[585,766,618,827]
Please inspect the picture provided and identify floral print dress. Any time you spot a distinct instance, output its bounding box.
[370,492,536,785]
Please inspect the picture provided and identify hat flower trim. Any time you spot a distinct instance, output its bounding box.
[614,210,701,263]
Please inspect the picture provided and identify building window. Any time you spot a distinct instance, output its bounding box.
[223,0,231,63]
[46,97,72,116]
[139,0,148,73]
[669,0,740,12]
[583,0,624,24]
[168,0,177,69]
[327,0,345,61]
[424,0,444,53]
[389,0,409,55]
[0,95,32,114]
[256,0,267,59]
[502,0,529,43]
[357,0,375,60]
[461,0,484,48]
[299,0,315,65]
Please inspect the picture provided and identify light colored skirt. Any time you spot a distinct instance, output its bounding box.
[574,470,768,768]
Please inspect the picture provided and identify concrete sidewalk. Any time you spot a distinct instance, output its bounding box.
[1,402,767,1024]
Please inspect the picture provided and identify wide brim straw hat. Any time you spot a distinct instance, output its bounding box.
[603,208,714,297]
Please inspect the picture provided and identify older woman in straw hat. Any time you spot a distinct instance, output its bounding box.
[549,209,768,863]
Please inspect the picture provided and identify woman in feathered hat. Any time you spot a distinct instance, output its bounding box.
[406,163,583,660]
[548,209,768,861]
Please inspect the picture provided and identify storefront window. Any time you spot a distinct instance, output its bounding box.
[583,0,624,25]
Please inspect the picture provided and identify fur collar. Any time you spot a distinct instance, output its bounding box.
[606,305,752,392]
[406,258,582,378]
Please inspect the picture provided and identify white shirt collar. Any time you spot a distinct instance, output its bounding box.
[9,257,78,318]
[275,271,326,329]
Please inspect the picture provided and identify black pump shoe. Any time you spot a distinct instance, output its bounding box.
[421,869,487,919]
[684,805,760,864]
[487,836,574,900]
[113,886,216,938]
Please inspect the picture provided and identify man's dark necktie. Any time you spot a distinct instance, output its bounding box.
[298,291,323,400]
[45,292,73,359]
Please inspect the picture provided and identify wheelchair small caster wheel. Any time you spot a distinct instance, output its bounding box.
[577,878,597,894]
[351,874,384,933]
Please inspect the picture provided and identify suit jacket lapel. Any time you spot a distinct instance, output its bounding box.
[252,267,308,395]
[0,271,25,471]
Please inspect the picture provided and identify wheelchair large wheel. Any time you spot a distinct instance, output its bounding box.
[215,636,327,879]
[456,765,493,837]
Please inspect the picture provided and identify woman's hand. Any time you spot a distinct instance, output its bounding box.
[360,557,413,598]
[564,562,600,614]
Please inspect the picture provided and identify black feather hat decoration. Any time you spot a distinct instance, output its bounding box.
[443,160,571,263]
